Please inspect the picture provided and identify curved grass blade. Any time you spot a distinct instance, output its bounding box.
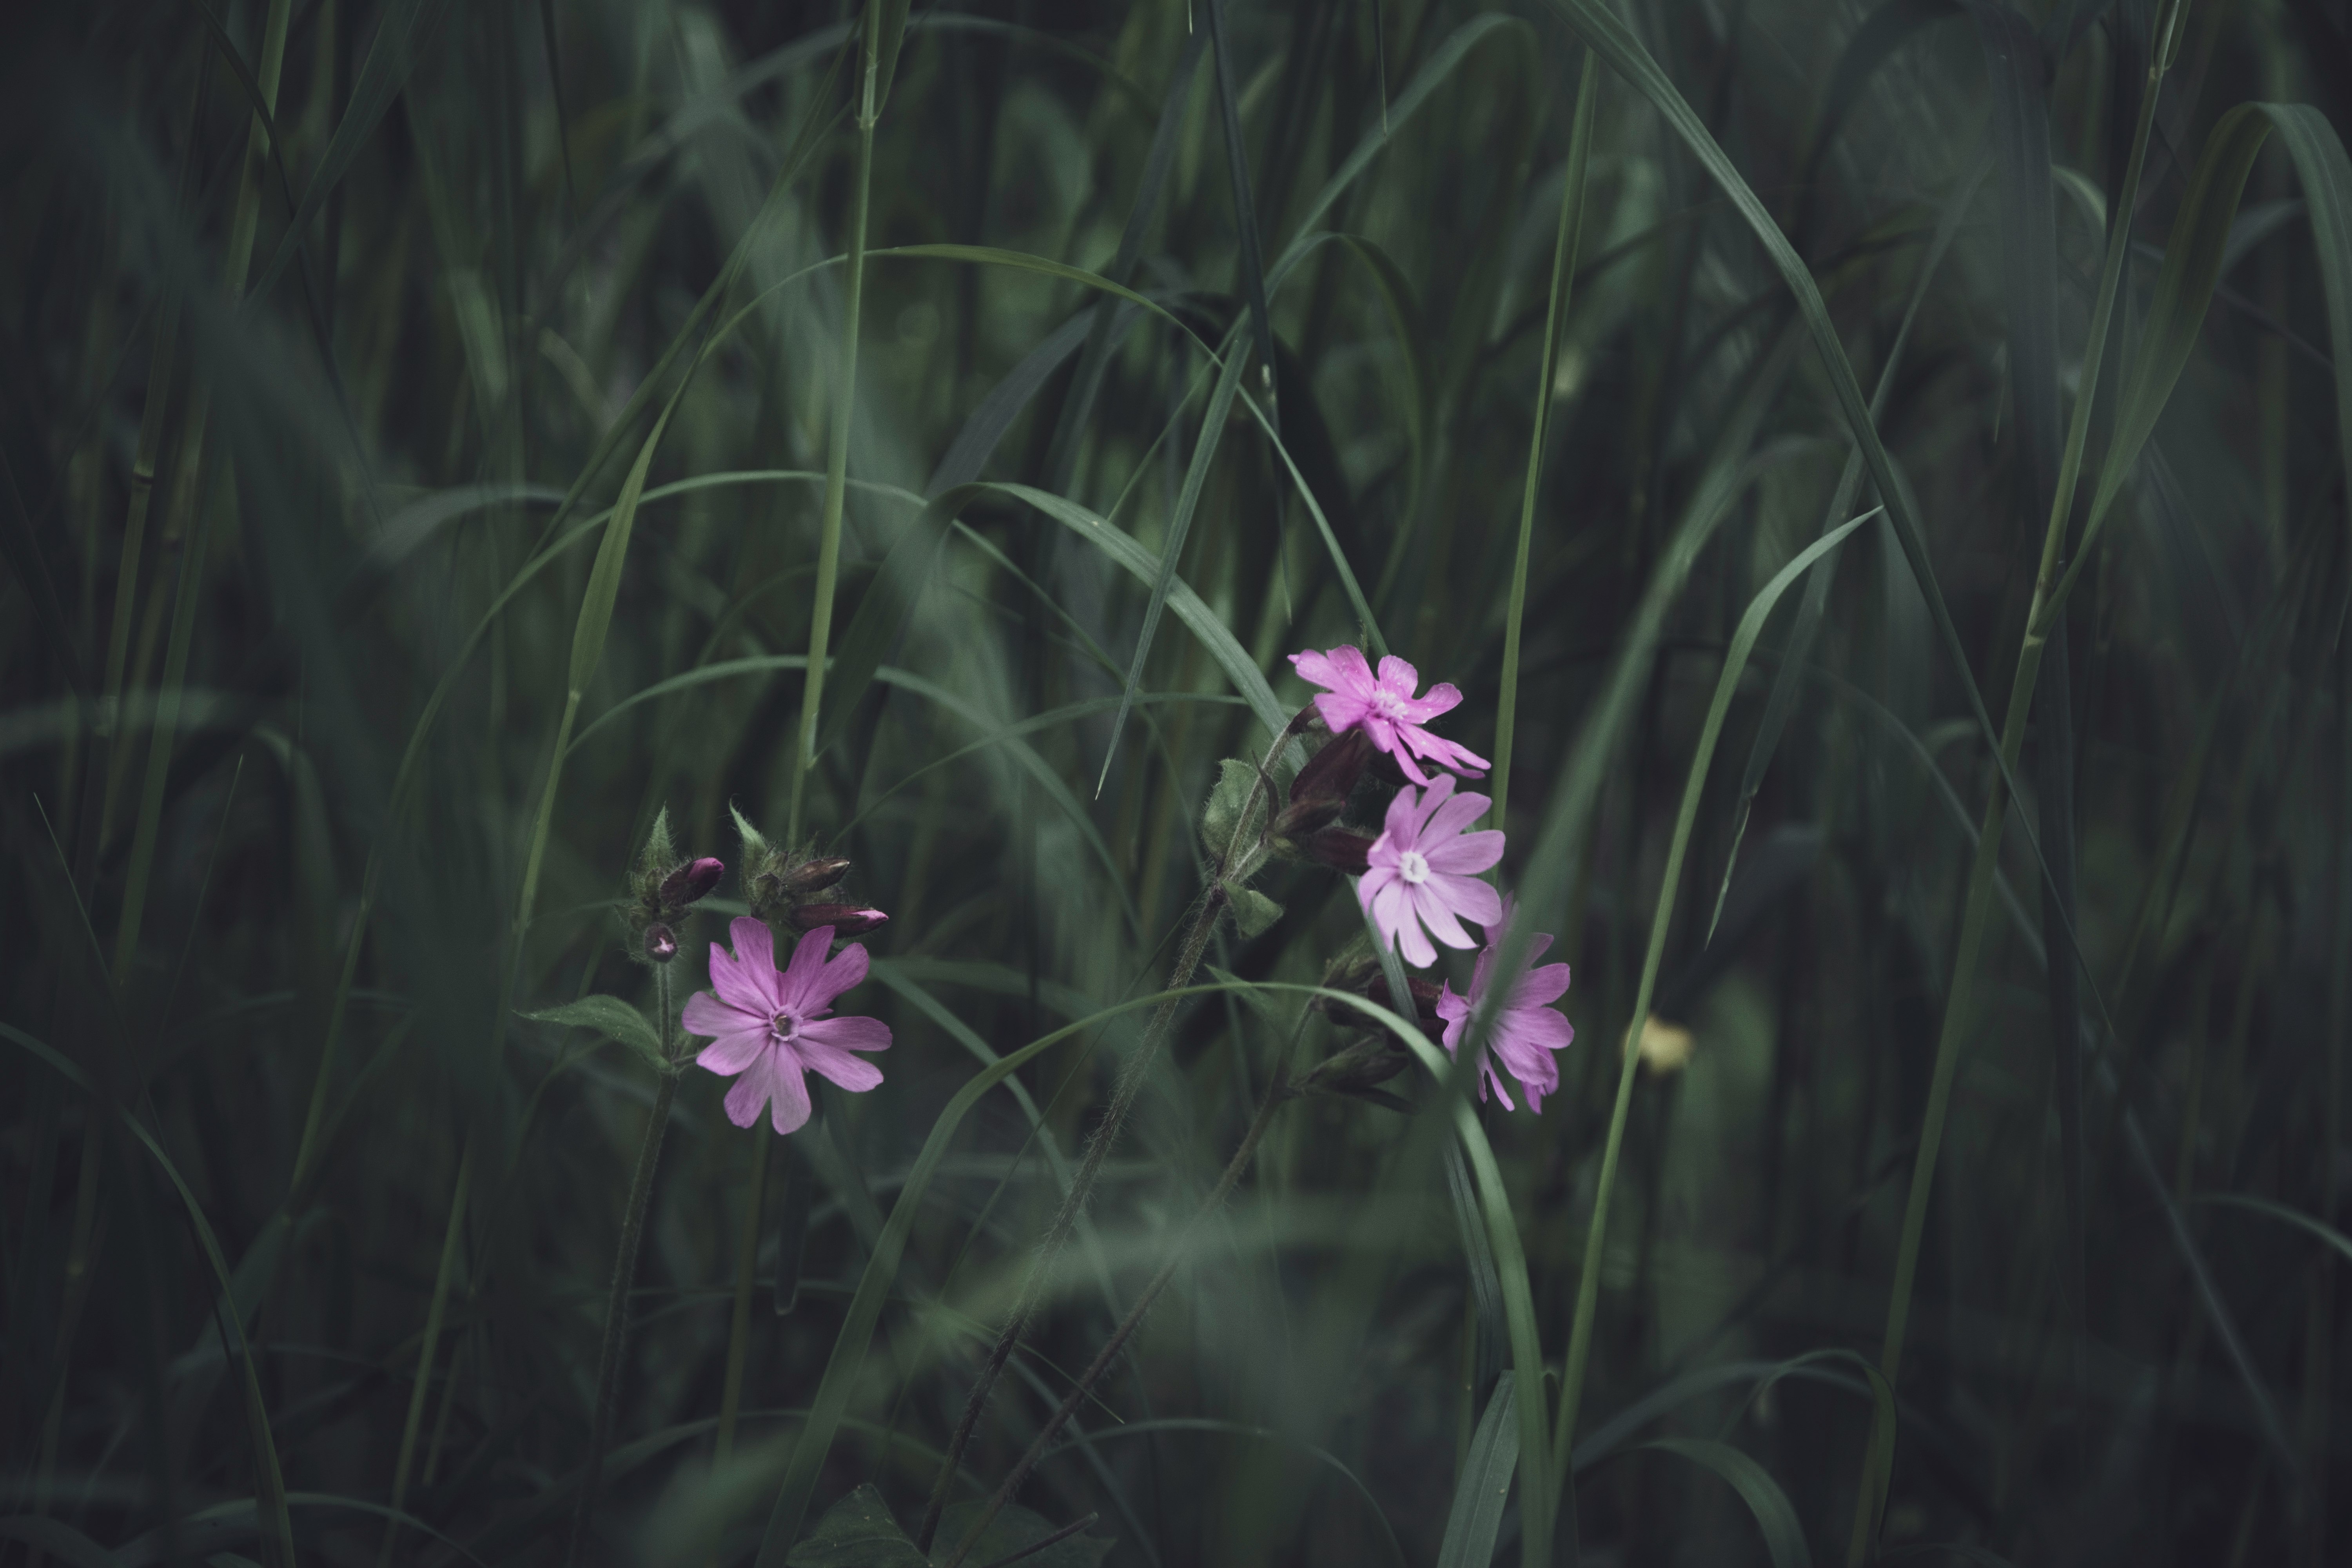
[1549,503,1879,1489]
[1203,0,1276,437]
[1436,1381,1519,1568]
[2191,1193,2352,1269]
[1638,1439,1811,1568]
[2050,103,2352,621]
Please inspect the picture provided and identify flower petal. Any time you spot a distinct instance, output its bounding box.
[1408,881,1475,951]
[1381,785,1425,846]
[1400,727,1491,777]
[695,1027,770,1077]
[795,1024,890,1093]
[1423,828,1504,877]
[682,990,758,1042]
[1423,789,1491,843]
[1427,872,1503,931]
[811,939,871,1012]
[1312,691,1371,736]
[763,1054,814,1134]
[1374,654,1421,696]
[1394,916,1437,969]
[711,918,782,1014]
[799,1013,891,1055]
[775,925,836,1013]
[1323,644,1376,693]
[1515,960,1572,1009]
[1367,878,1414,951]
[1403,679,1465,720]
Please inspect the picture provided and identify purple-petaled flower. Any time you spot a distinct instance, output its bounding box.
[1288,645,1490,786]
[1434,902,1575,1112]
[1359,774,1504,968]
[683,916,891,1134]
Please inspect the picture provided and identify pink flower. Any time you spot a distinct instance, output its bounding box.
[1435,902,1575,1112]
[683,916,891,1134]
[1359,774,1504,968]
[1288,645,1489,786]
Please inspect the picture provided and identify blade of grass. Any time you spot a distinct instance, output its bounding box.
[1097,330,1251,796]
[1551,504,1879,1497]
[1493,47,1600,839]
[786,0,887,847]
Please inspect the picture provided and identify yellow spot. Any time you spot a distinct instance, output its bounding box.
[1633,1016,1694,1076]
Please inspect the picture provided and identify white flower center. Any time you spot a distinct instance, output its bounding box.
[1368,687,1412,722]
[768,1010,802,1044]
[1398,849,1432,885]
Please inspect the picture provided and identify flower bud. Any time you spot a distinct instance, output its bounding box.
[1306,1036,1412,1094]
[782,856,853,897]
[645,923,679,963]
[1289,728,1373,809]
[1274,795,1345,840]
[788,903,890,936]
[658,856,726,908]
[1304,828,1374,876]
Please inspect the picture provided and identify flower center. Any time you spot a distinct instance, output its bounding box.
[1398,849,1432,885]
[768,1010,802,1044]
[1368,686,1412,722]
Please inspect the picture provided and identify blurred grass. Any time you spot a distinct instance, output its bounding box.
[6,0,2352,1564]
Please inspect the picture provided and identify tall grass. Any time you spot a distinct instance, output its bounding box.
[5,0,2352,1564]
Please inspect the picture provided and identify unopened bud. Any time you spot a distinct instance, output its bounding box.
[789,903,890,936]
[645,923,679,962]
[1290,728,1372,808]
[658,857,726,908]
[782,856,853,897]
[1305,829,1375,876]
[1274,795,1345,840]
[1306,1036,1411,1094]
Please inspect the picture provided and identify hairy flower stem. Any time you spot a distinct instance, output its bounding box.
[937,1016,1310,1568]
[915,713,1303,1552]
[566,967,679,1568]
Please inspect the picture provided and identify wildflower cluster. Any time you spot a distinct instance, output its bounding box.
[1281,644,1577,1111]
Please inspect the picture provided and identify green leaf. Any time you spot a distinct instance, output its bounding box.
[1640,1439,1812,1568]
[523,995,668,1075]
[930,1501,1111,1568]
[788,1485,926,1568]
[733,802,772,863]
[1203,757,1268,855]
[1227,887,1283,939]
[1436,1381,1519,1568]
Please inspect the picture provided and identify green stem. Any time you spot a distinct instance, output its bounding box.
[1492,49,1599,838]
[787,21,880,847]
[566,969,679,1568]
[714,1126,775,1465]
[1843,11,2182,1561]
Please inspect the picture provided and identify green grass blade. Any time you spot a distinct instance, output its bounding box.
[1494,48,1600,838]
[1097,332,1251,796]
[1639,1439,1811,1568]
[1436,1381,1519,1568]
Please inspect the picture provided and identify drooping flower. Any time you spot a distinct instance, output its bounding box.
[683,916,891,1134]
[1435,902,1575,1112]
[1287,645,1490,786]
[1359,774,1504,968]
